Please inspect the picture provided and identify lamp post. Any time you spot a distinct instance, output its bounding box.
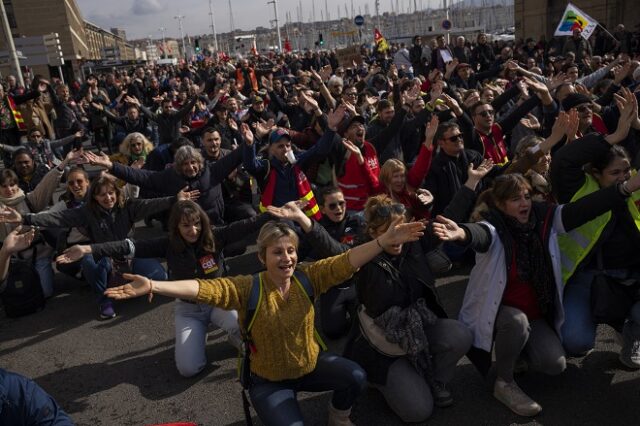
[174,14,187,59]
[0,0,23,86]
[209,0,219,52]
[158,27,167,58]
[267,0,282,52]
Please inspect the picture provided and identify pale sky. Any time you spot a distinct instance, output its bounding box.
[76,0,448,41]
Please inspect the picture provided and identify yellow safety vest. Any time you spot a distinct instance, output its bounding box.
[558,173,640,284]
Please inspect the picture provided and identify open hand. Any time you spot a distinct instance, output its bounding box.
[104,273,152,301]
[432,215,466,242]
[177,186,201,202]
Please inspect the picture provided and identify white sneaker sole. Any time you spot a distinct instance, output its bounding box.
[493,391,542,417]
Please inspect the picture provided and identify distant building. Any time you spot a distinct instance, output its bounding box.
[0,0,137,82]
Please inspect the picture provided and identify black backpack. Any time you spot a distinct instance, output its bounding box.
[1,246,45,318]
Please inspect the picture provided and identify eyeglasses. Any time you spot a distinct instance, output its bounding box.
[375,203,406,218]
[327,200,346,210]
[575,104,593,113]
[442,133,463,143]
[475,109,495,118]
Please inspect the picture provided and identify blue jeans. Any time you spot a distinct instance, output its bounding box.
[561,268,640,355]
[174,300,241,377]
[249,351,367,426]
[81,255,167,305]
[34,256,55,298]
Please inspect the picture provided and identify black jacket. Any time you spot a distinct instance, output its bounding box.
[301,220,446,384]
[110,149,242,225]
[24,196,175,253]
[424,149,484,216]
[90,213,273,279]
[140,97,197,145]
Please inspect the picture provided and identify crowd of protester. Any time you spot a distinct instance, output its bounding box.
[1,26,640,425]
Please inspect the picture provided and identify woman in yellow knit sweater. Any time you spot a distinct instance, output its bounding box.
[105,219,425,426]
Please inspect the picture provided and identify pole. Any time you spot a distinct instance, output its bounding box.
[159,27,167,58]
[0,0,23,87]
[375,0,381,30]
[209,0,219,51]
[268,0,283,52]
[174,15,187,59]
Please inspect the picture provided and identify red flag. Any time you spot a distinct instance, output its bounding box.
[284,39,292,53]
[373,28,389,52]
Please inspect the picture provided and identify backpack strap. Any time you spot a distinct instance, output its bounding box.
[291,269,327,351]
[245,272,263,336]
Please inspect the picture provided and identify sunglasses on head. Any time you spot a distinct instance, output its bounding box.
[476,109,495,118]
[327,200,346,210]
[375,203,406,218]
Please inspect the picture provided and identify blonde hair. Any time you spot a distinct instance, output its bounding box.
[120,132,153,157]
[256,221,299,262]
[379,158,406,188]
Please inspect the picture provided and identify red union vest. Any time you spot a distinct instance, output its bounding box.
[259,165,321,220]
[7,96,26,131]
[477,124,509,166]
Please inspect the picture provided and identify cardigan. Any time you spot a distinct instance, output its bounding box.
[195,251,356,381]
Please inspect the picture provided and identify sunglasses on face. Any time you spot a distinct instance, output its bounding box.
[442,133,463,143]
[476,109,495,118]
[375,203,406,218]
[576,104,593,113]
[327,200,346,210]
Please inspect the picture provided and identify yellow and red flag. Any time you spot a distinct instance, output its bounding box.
[374,28,389,52]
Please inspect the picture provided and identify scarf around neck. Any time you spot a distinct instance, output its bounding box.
[0,188,26,207]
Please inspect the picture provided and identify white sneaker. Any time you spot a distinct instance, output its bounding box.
[493,378,542,417]
[619,322,640,369]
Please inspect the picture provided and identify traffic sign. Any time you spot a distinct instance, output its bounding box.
[354,15,365,26]
[442,19,452,30]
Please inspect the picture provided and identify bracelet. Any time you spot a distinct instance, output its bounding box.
[147,279,155,303]
[376,238,384,249]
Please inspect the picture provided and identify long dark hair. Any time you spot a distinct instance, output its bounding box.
[168,200,215,254]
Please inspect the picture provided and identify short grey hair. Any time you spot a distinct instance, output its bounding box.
[174,145,204,171]
[328,75,343,88]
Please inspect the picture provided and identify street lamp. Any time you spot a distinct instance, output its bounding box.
[174,14,187,59]
[267,0,282,52]
[158,27,167,58]
[209,0,218,52]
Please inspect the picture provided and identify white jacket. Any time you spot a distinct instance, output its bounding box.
[458,206,567,351]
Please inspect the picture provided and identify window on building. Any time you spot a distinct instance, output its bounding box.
[3,1,17,29]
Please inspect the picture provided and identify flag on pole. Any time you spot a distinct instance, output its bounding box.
[374,28,389,52]
[554,2,599,39]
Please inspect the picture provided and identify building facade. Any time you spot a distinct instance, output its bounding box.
[0,0,135,82]
[514,0,637,41]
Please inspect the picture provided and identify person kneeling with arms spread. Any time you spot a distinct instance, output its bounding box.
[103,219,425,426]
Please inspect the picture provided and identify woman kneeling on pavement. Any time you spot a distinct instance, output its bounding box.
[433,169,640,416]
[57,200,274,378]
[268,195,472,423]
[0,175,195,319]
[103,219,426,426]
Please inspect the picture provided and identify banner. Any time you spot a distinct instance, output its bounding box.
[336,46,363,68]
[374,28,389,52]
[554,2,599,39]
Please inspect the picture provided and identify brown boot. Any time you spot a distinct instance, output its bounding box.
[327,402,355,426]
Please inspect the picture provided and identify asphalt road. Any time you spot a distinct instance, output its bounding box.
[1,223,640,426]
